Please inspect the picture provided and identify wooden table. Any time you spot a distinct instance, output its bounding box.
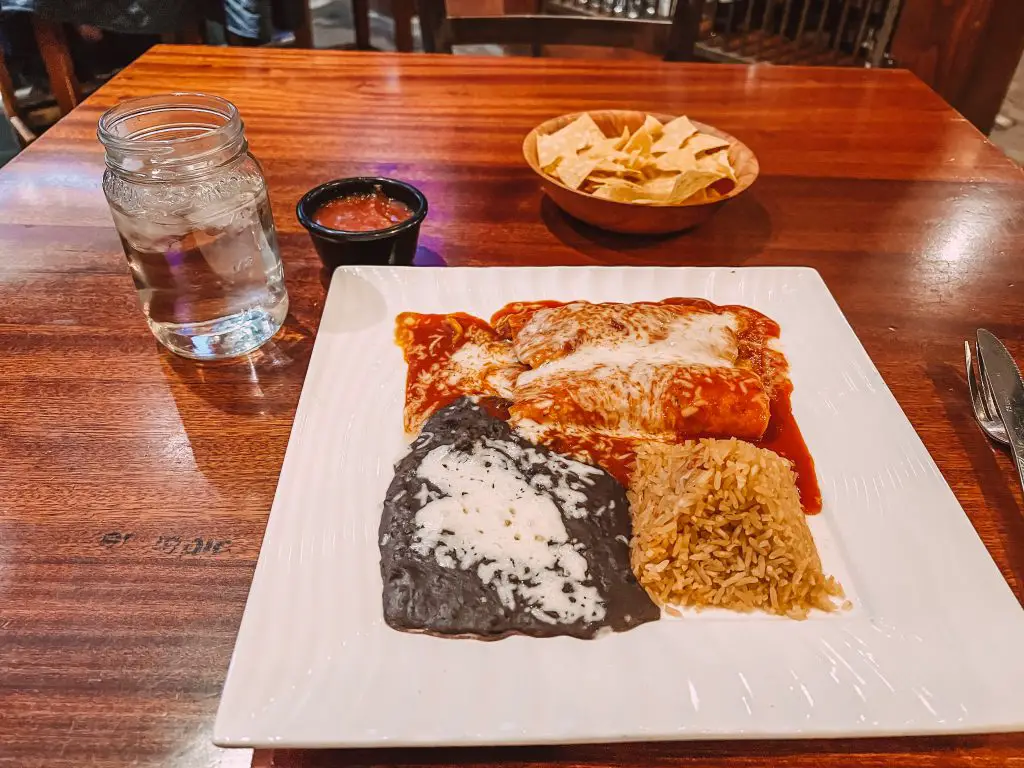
[2,45,1024,768]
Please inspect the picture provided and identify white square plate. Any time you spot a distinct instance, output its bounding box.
[214,266,1024,748]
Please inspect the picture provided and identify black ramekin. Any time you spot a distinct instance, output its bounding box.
[296,177,428,269]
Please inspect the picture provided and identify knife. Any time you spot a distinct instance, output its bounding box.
[976,329,1024,489]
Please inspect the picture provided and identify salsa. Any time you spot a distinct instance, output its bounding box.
[314,186,413,232]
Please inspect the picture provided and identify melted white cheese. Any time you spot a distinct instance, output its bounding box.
[411,439,605,625]
[449,341,520,398]
[516,311,738,387]
[449,342,493,373]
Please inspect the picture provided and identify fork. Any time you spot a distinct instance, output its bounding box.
[965,339,1010,445]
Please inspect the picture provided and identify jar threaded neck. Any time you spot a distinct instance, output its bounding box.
[98,93,246,179]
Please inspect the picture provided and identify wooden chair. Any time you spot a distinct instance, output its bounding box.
[269,0,315,48]
[417,0,705,61]
[351,0,417,52]
[0,45,34,145]
[0,17,82,146]
[31,18,81,114]
[392,0,416,52]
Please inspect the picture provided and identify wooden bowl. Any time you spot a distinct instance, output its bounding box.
[523,110,759,235]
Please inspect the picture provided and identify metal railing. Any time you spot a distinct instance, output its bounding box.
[548,0,902,67]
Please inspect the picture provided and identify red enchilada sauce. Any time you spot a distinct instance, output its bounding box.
[726,300,823,514]
[396,312,518,434]
[398,299,822,515]
[314,186,413,232]
[759,388,822,514]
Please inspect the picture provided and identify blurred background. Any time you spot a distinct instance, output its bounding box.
[2,0,1023,166]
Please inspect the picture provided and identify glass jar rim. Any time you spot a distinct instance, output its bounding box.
[97,92,242,151]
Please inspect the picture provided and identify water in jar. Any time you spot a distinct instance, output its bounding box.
[109,185,288,360]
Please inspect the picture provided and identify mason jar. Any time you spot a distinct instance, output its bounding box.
[97,93,288,360]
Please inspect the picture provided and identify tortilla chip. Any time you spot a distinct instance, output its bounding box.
[654,147,699,173]
[585,148,632,169]
[705,175,738,197]
[556,155,601,190]
[696,151,736,181]
[591,180,649,202]
[639,170,723,203]
[537,113,607,168]
[582,132,630,158]
[537,134,562,170]
[536,111,742,205]
[593,149,641,172]
[651,115,698,153]
[592,162,644,180]
[641,114,664,138]
[623,126,653,155]
[639,175,680,200]
[669,170,726,202]
[684,132,731,156]
[629,149,659,172]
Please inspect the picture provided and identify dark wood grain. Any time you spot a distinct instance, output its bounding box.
[1,46,1023,768]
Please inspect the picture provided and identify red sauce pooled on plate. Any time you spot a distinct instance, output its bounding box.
[314,186,413,232]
